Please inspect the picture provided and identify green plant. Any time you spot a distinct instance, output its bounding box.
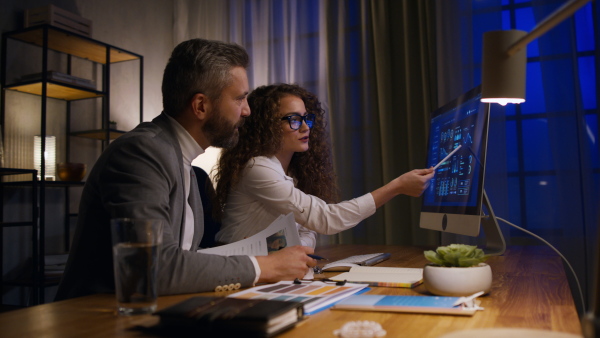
[424,244,488,267]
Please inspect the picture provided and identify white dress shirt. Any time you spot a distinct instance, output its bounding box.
[216,156,377,247]
[166,116,261,283]
[166,115,204,250]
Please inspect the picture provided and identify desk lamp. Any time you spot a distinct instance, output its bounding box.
[480,0,596,336]
[481,0,591,105]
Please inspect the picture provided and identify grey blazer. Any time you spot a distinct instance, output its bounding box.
[55,113,255,300]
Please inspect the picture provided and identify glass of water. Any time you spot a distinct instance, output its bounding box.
[110,218,163,315]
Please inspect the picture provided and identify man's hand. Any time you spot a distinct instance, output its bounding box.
[256,246,316,283]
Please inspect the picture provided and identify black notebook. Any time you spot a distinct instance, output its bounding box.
[153,296,304,337]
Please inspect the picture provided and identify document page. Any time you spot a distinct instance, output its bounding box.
[197,213,301,256]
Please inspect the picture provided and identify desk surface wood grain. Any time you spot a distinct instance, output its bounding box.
[0,245,582,338]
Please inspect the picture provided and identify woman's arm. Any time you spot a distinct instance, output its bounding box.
[371,168,435,208]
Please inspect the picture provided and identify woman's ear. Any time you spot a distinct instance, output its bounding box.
[191,93,211,120]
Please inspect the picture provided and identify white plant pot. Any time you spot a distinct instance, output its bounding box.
[423,263,492,297]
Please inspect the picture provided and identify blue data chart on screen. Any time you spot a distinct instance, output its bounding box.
[424,93,487,210]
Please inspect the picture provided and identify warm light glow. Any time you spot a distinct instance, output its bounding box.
[481,98,526,106]
[33,135,56,180]
[481,30,527,106]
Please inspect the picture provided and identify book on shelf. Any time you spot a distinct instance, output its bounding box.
[332,294,483,316]
[153,296,304,338]
[329,266,423,288]
[20,71,96,89]
[44,253,69,277]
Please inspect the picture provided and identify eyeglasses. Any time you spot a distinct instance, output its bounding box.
[281,113,316,130]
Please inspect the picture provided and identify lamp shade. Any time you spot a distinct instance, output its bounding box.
[33,135,56,180]
[481,30,527,106]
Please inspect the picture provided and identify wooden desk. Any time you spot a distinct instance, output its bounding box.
[0,245,582,337]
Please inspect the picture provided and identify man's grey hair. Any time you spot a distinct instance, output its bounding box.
[162,38,249,117]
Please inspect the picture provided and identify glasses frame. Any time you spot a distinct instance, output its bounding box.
[280,113,316,130]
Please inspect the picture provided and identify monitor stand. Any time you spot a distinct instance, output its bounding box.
[481,190,506,256]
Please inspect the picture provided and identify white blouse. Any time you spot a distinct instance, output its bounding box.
[216,156,376,248]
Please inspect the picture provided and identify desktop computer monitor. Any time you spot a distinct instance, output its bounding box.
[420,86,505,254]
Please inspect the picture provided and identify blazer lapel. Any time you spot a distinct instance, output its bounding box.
[188,168,204,249]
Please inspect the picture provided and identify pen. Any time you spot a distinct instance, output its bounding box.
[308,254,328,261]
[433,145,462,170]
[452,290,484,307]
[348,281,422,288]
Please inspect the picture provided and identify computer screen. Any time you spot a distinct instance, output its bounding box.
[420,86,490,237]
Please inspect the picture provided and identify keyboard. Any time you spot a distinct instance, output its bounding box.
[319,253,391,272]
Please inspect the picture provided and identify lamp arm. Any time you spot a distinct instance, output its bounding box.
[507,0,591,57]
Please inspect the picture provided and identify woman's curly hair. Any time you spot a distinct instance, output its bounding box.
[214,83,339,218]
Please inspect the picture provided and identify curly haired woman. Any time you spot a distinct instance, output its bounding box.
[214,83,434,248]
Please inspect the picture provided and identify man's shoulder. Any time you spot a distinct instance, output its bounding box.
[98,119,179,167]
[112,119,174,148]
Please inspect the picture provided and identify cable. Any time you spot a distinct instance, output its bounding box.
[496,216,586,316]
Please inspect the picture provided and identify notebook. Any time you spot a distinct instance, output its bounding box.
[329,266,423,288]
[332,294,481,316]
[320,253,391,272]
[153,296,304,337]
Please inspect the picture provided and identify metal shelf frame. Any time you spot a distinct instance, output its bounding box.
[0,24,143,306]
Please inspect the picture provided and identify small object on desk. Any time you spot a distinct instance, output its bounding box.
[329,266,423,288]
[294,277,347,286]
[333,320,387,338]
[110,218,163,316]
[452,291,485,308]
[321,253,391,272]
[153,296,304,338]
[307,254,328,261]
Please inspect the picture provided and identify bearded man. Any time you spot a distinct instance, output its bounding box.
[56,38,315,300]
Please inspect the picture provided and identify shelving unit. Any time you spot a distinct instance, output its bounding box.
[0,169,39,310]
[0,24,143,306]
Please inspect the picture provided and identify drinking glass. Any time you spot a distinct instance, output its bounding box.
[110,218,163,315]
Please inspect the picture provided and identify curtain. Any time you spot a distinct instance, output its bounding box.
[530,0,597,314]
[435,1,512,248]
[175,0,439,247]
[436,0,598,314]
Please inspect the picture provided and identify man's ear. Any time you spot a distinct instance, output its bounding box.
[191,93,211,120]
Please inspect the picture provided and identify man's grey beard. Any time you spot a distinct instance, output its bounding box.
[202,110,244,149]
[211,129,239,149]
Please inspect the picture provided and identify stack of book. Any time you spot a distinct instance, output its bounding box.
[44,253,68,278]
[21,71,96,90]
[154,297,304,337]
